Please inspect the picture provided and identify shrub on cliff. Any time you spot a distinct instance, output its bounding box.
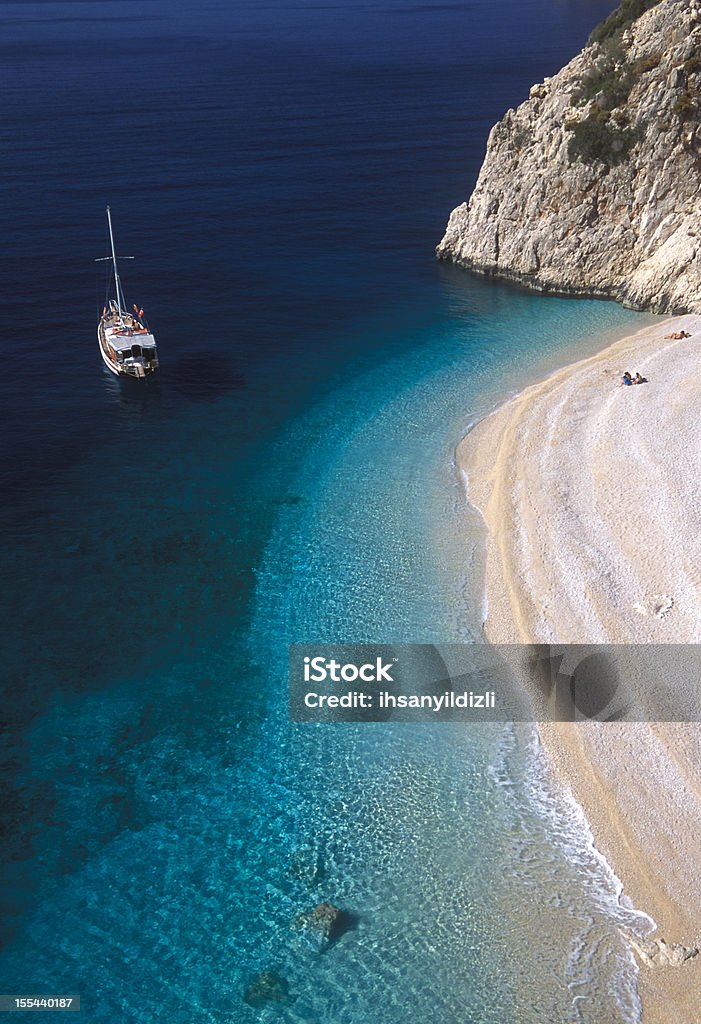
[571,37,662,115]
[589,0,664,45]
[573,61,635,108]
[631,52,662,75]
[673,91,698,121]
[570,41,660,111]
[567,114,639,167]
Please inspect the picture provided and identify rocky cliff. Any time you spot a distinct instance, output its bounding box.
[437,0,701,313]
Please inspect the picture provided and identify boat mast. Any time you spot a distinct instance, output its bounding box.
[106,205,125,324]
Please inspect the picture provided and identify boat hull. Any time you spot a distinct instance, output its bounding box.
[97,320,158,378]
[98,327,122,376]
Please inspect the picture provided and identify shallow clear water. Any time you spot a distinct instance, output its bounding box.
[246,294,656,1023]
[0,1,660,1021]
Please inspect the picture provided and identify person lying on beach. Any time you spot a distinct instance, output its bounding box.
[664,330,691,339]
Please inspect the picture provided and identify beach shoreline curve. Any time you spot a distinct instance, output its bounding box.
[458,313,701,1020]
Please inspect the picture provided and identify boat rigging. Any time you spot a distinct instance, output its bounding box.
[96,206,158,378]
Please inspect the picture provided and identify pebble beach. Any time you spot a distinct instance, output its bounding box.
[460,313,701,1021]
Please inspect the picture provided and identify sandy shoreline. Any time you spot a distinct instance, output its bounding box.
[459,314,701,1020]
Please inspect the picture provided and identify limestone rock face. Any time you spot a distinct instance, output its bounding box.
[436,0,701,313]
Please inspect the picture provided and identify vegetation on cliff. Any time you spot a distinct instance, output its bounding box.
[589,0,664,45]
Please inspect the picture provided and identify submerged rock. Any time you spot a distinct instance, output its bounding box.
[292,902,357,950]
[628,935,700,967]
[243,971,290,1009]
[437,0,701,314]
[289,846,326,886]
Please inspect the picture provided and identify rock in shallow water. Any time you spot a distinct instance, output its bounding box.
[288,846,326,886]
[243,971,290,1008]
[628,935,700,967]
[292,902,357,950]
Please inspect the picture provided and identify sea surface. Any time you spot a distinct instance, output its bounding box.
[0,1,659,1021]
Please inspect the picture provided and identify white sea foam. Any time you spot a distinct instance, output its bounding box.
[488,725,654,1023]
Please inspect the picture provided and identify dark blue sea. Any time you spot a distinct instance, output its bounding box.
[1,2,659,1021]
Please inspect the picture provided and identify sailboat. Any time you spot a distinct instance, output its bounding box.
[96,206,158,378]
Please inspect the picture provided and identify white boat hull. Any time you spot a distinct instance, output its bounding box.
[98,326,122,376]
[97,318,158,379]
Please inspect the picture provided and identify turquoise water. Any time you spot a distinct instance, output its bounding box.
[0,0,663,1020]
[243,283,658,1022]
[253,282,654,644]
